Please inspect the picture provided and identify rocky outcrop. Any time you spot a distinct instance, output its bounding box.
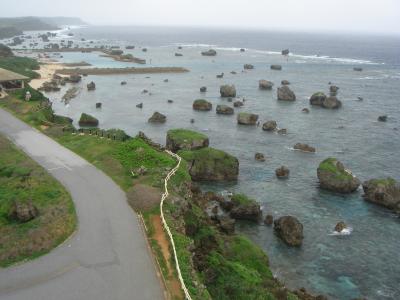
[200,86,207,93]
[334,221,347,233]
[255,153,265,162]
[87,81,96,91]
[277,128,287,135]
[148,111,166,123]
[329,85,339,96]
[281,49,289,55]
[293,143,315,153]
[281,80,290,85]
[264,214,273,225]
[271,65,282,70]
[262,120,277,131]
[378,115,387,122]
[309,92,342,109]
[216,105,234,115]
[244,64,254,70]
[362,178,400,214]
[237,112,258,125]
[136,103,143,108]
[277,86,296,101]
[78,113,99,127]
[302,108,310,113]
[175,53,183,57]
[8,200,38,223]
[229,194,262,222]
[68,73,81,83]
[233,101,244,107]
[276,166,290,179]
[193,99,212,111]
[96,102,102,108]
[259,80,273,90]
[309,92,326,106]
[220,85,236,97]
[179,147,239,181]
[274,216,304,247]
[201,49,217,56]
[317,158,360,193]
[353,67,363,71]
[166,129,209,152]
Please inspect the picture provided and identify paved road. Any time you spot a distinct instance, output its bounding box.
[0,108,164,300]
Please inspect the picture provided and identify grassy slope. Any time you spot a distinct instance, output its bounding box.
[0,134,76,267]
[167,128,208,144]
[0,56,40,79]
[318,157,353,180]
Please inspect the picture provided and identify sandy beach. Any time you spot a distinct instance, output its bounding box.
[29,62,64,89]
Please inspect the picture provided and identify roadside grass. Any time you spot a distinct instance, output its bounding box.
[0,56,40,79]
[0,134,76,267]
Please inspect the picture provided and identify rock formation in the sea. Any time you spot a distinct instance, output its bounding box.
[259,80,274,90]
[201,49,217,56]
[281,49,290,55]
[216,105,234,115]
[264,214,274,225]
[255,153,265,162]
[277,128,287,135]
[136,103,143,108]
[353,67,363,71]
[126,45,135,49]
[166,129,209,152]
[148,112,166,123]
[274,216,304,247]
[233,101,244,108]
[142,48,147,52]
[240,48,245,52]
[276,166,290,179]
[78,113,99,127]
[362,178,400,214]
[96,102,102,108]
[378,115,387,122]
[294,143,316,153]
[175,52,183,56]
[229,194,262,222]
[329,85,339,96]
[281,80,290,85]
[68,73,82,83]
[302,108,310,113]
[8,200,38,223]
[277,86,296,101]
[220,84,236,97]
[121,81,127,85]
[317,158,361,193]
[216,73,224,78]
[270,64,282,70]
[309,92,342,109]
[334,221,347,233]
[62,87,79,103]
[193,99,212,111]
[200,86,207,93]
[179,147,239,181]
[262,120,277,131]
[244,64,254,70]
[237,112,259,125]
[87,81,96,91]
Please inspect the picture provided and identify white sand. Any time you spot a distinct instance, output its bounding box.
[29,63,64,89]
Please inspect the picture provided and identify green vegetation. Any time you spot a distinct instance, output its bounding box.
[231,193,255,206]
[0,44,13,57]
[78,113,99,127]
[0,56,40,79]
[0,17,57,39]
[167,129,208,145]
[9,85,46,101]
[369,177,396,186]
[0,134,76,267]
[318,157,353,180]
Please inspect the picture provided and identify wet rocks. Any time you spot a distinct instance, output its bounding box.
[309,92,342,109]
[277,128,287,135]
[8,200,38,223]
[87,81,96,91]
[136,103,143,108]
[353,67,363,71]
[62,87,79,103]
[281,49,290,55]
[259,80,274,90]
[78,113,99,127]
[262,120,277,131]
[240,48,245,52]
[244,64,254,70]
[68,73,82,83]
[175,52,183,57]
[294,143,315,153]
[276,166,290,179]
[362,178,400,214]
[317,158,360,193]
[302,108,310,113]
[229,194,262,222]
[329,85,339,96]
[121,81,127,85]
[201,49,217,56]
[233,101,244,108]
[281,80,290,85]
[270,64,282,70]
[237,112,259,125]
[96,102,102,108]
[334,221,347,233]
[378,115,387,122]
[193,99,212,111]
[255,152,265,162]
[264,214,274,225]
[220,84,236,97]
[274,216,304,247]
[216,105,234,115]
[309,92,326,106]
[216,216,235,234]
[200,86,207,93]
[277,85,296,101]
[166,129,209,152]
[148,111,166,123]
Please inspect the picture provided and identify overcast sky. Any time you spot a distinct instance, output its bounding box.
[3,0,400,35]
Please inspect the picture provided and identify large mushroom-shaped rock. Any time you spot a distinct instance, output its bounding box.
[262,120,277,131]
[274,216,304,247]
[8,200,38,223]
[166,129,209,152]
[216,105,234,115]
[362,178,400,214]
[259,80,273,90]
[293,143,315,153]
[229,194,262,222]
[317,158,360,193]
[237,112,258,125]
[193,99,212,111]
[201,49,217,56]
[277,86,296,101]
[178,147,239,181]
[244,64,254,70]
[270,65,282,70]
[78,113,99,127]
[148,111,166,123]
[220,85,236,97]
[276,166,290,179]
[87,81,96,91]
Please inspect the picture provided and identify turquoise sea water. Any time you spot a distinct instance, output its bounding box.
[5,26,400,299]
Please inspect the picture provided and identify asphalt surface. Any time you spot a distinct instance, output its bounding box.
[0,108,164,300]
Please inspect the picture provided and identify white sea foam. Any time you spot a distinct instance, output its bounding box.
[329,227,353,236]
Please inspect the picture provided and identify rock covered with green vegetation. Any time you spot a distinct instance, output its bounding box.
[317,158,360,193]
[274,216,304,247]
[228,194,262,222]
[193,99,212,111]
[78,113,99,127]
[166,129,209,152]
[362,178,400,214]
[179,147,239,181]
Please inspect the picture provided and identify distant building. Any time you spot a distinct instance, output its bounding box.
[0,68,28,91]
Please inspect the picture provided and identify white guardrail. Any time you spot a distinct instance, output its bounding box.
[161,150,193,300]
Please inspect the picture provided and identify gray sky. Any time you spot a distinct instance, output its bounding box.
[3,0,400,35]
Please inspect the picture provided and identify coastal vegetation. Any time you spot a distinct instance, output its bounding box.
[0,56,40,79]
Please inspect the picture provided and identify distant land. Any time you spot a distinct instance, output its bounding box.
[0,16,86,39]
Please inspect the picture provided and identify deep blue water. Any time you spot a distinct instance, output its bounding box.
[7,25,400,299]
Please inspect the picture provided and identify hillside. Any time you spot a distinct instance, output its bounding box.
[0,17,58,39]
[39,17,86,26]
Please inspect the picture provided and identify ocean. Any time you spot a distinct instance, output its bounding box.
[14,25,400,299]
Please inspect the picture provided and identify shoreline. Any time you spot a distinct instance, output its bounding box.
[29,62,65,89]
[55,66,189,75]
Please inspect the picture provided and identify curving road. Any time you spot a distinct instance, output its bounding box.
[0,108,164,300]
